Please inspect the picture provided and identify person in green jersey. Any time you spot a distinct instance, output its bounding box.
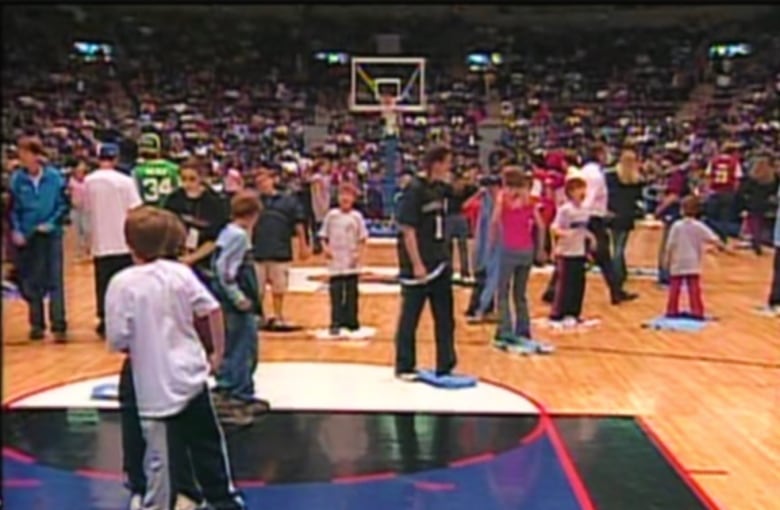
[132,133,180,207]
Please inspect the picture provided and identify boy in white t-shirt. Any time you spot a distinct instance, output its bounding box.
[106,206,245,510]
[319,182,369,336]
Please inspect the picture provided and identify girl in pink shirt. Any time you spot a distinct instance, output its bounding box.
[68,161,90,259]
[490,167,552,354]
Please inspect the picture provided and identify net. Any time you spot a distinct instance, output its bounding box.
[381,95,399,137]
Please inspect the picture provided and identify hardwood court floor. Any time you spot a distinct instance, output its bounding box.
[2,227,778,509]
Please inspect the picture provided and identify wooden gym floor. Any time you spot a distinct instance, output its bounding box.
[2,227,778,509]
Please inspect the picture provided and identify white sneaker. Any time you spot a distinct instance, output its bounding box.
[562,317,578,329]
[129,494,142,510]
[396,372,418,382]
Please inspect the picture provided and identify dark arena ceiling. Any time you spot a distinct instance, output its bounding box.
[62,4,778,29]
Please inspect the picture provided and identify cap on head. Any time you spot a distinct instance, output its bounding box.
[138,133,162,156]
[98,142,120,161]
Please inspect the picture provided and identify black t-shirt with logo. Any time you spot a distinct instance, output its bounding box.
[396,176,448,278]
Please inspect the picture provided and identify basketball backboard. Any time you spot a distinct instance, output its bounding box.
[350,57,426,113]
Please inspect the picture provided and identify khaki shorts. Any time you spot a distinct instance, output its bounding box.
[256,262,290,295]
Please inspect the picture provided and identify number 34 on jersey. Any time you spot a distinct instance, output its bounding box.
[132,160,180,206]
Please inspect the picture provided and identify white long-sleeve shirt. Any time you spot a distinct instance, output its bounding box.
[580,162,608,218]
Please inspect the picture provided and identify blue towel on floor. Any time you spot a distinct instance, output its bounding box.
[90,383,119,401]
[643,315,710,332]
[417,370,477,389]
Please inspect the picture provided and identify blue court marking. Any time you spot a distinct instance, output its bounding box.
[3,433,584,510]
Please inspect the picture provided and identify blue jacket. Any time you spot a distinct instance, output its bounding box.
[9,165,67,239]
[211,224,261,315]
[473,191,500,271]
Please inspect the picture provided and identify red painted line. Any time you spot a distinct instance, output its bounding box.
[332,471,397,484]
[520,418,547,445]
[636,417,722,510]
[413,481,456,492]
[3,447,36,464]
[448,452,495,468]
[686,469,729,476]
[75,469,124,481]
[544,415,596,510]
[236,479,267,488]
[5,360,553,487]
[3,478,42,488]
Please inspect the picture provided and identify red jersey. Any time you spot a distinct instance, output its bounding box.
[706,154,742,193]
[532,168,565,225]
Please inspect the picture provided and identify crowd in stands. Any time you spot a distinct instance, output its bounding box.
[3,6,779,313]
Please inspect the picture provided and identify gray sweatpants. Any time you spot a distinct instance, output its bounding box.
[495,249,534,339]
[139,388,245,510]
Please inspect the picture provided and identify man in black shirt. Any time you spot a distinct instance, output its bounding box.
[252,164,310,330]
[394,146,457,380]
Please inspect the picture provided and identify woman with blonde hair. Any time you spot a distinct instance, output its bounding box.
[738,156,778,255]
[606,147,645,288]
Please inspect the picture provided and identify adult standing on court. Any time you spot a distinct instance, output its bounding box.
[84,143,143,337]
[394,145,457,380]
[9,137,68,341]
[579,143,637,305]
[252,163,310,330]
[132,133,180,207]
[164,157,229,287]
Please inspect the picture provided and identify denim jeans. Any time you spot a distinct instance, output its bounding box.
[611,228,631,289]
[215,311,258,402]
[445,213,471,278]
[16,233,66,333]
[704,192,736,242]
[495,249,534,339]
[71,208,90,254]
[478,247,502,315]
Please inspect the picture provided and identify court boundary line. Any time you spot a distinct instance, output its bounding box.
[636,417,722,510]
[3,360,722,508]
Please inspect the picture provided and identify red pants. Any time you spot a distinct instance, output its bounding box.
[666,275,704,318]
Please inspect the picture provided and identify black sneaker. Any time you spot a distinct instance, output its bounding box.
[96,323,106,338]
[612,292,639,305]
[52,331,68,343]
[29,329,44,341]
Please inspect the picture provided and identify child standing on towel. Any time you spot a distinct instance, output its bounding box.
[549,176,596,323]
[211,191,268,426]
[319,182,369,336]
[490,167,553,354]
[663,196,727,319]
